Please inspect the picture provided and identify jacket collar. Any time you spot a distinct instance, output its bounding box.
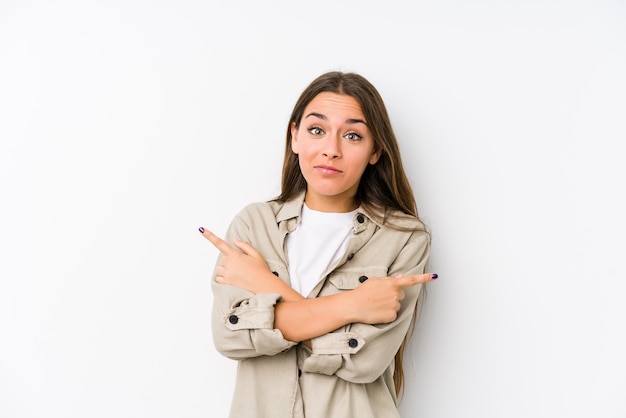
[275,191,384,232]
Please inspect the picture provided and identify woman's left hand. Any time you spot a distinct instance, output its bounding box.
[199,227,288,295]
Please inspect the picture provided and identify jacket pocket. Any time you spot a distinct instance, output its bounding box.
[327,267,388,291]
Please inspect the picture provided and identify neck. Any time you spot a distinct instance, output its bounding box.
[304,192,358,213]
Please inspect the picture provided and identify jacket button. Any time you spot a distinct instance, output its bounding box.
[228,315,239,324]
[356,214,365,224]
[358,275,368,283]
[347,253,354,261]
[348,338,359,348]
[272,271,279,276]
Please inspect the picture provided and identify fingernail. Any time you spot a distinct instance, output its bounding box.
[198,227,205,233]
[431,273,438,279]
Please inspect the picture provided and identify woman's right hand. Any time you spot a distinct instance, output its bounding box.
[199,227,303,301]
[349,274,437,324]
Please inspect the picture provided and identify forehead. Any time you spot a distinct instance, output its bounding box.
[304,92,365,119]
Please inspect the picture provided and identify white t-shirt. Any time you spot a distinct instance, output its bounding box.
[286,204,356,297]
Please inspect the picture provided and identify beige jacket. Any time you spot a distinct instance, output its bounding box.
[211,193,430,418]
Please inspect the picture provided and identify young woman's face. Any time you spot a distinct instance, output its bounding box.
[291,92,381,212]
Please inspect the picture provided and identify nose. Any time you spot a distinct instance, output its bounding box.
[322,135,341,159]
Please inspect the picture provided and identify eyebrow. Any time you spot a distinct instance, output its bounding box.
[305,112,367,125]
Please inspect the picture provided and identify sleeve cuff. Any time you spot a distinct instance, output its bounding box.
[301,332,365,376]
[310,331,365,355]
[223,293,282,330]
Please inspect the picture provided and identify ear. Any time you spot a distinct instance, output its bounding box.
[290,122,299,154]
[369,147,382,165]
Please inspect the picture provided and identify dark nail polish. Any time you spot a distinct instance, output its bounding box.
[198,227,205,233]
[431,273,438,279]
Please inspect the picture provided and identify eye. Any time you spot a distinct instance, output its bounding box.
[345,132,363,141]
[308,126,324,136]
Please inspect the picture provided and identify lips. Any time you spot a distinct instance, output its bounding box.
[314,165,342,175]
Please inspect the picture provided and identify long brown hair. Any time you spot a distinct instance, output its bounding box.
[277,71,427,397]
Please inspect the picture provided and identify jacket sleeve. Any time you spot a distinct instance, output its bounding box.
[210,211,297,360]
[301,230,430,383]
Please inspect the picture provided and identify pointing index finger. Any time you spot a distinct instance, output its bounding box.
[198,227,234,255]
[395,273,438,288]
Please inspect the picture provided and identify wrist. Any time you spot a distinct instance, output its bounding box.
[262,271,303,301]
[332,291,359,324]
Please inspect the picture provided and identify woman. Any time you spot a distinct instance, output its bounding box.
[199,71,437,418]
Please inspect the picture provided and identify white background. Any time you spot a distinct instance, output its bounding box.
[1,1,625,417]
